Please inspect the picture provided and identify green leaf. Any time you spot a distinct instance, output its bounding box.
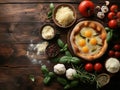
[43,76,51,85]
[50,3,54,11]
[48,72,55,78]
[57,39,65,48]
[57,77,68,86]
[107,31,113,42]
[41,65,49,75]
[59,56,71,64]
[47,11,52,19]
[29,75,35,82]
[70,80,79,88]
[70,57,80,64]
[64,84,71,90]
[65,51,72,57]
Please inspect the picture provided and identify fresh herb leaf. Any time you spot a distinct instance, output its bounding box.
[57,77,68,86]
[70,57,80,64]
[29,75,35,82]
[41,65,49,76]
[48,11,52,19]
[64,84,71,90]
[43,76,51,85]
[59,56,71,64]
[50,3,54,11]
[57,39,65,48]
[65,51,72,57]
[48,72,55,78]
[70,80,79,88]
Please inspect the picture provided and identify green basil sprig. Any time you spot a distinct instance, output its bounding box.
[48,3,54,19]
[41,65,55,85]
[59,56,80,64]
[57,39,68,52]
[105,27,113,43]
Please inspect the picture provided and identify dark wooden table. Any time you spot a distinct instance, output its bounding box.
[0,0,120,90]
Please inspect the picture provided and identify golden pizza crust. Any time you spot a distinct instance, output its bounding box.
[70,20,108,61]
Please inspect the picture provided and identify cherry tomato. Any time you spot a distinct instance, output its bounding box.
[114,44,120,50]
[108,12,116,20]
[115,51,120,58]
[85,63,93,72]
[108,50,115,57]
[117,12,120,19]
[110,5,118,13]
[94,63,103,72]
[78,0,95,17]
[108,19,117,28]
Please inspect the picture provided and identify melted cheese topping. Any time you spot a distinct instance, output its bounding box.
[75,27,103,55]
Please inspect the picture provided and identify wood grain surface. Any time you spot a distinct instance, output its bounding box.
[0,0,120,90]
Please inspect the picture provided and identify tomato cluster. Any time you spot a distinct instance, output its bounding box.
[107,4,120,28]
[84,62,103,72]
[108,43,120,58]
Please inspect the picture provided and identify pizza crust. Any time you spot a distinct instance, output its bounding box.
[70,20,108,61]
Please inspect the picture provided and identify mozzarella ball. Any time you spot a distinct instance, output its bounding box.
[105,58,120,73]
[54,64,66,75]
[66,68,77,80]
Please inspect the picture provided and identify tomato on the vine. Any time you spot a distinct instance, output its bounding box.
[108,19,117,28]
[114,44,120,50]
[84,63,93,72]
[117,12,120,19]
[108,50,115,57]
[108,12,116,20]
[94,63,103,72]
[115,51,120,58]
[110,5,118,12]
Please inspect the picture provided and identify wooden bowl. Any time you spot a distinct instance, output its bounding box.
[40,24,56,41]
[53,4,77,28]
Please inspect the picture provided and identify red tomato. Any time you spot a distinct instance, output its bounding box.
[114,44,120,50]
[78,0,95,17]
[110,5,118,12]
[115,51,120,58]
[108,50,115,57]
[85,63,93,72]
[108,12,116,20]
[117,12,120,19]
[94,63,103,72]
[108,19,117,28]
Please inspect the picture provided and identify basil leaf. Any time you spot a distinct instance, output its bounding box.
[70,80,79,88]
[59,56,71,64]
[107,31,113,42]
[29,75,35,82]
[43,76,51,85]
[50,3,54,11]
[48,72,55,78]
[65,51,72,57]
[57,77,68,86]
[64,84,71,90]
[57,39,65,48]
[48,11,52,19]
[41,65,49,75]
[70,57,80,64]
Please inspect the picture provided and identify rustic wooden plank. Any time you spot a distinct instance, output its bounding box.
[0,0,80,3]
[0,0,120,4]
[0,3,81,23]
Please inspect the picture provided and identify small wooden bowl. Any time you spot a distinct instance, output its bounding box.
[40,24,56,41]
[53,4,77,28]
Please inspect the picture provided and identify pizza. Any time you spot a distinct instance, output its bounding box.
[70,20,108,61]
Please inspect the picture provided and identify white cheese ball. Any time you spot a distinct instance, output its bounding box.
[54,64,66,75]
[105,58,120,73]
[66,68,76,80]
